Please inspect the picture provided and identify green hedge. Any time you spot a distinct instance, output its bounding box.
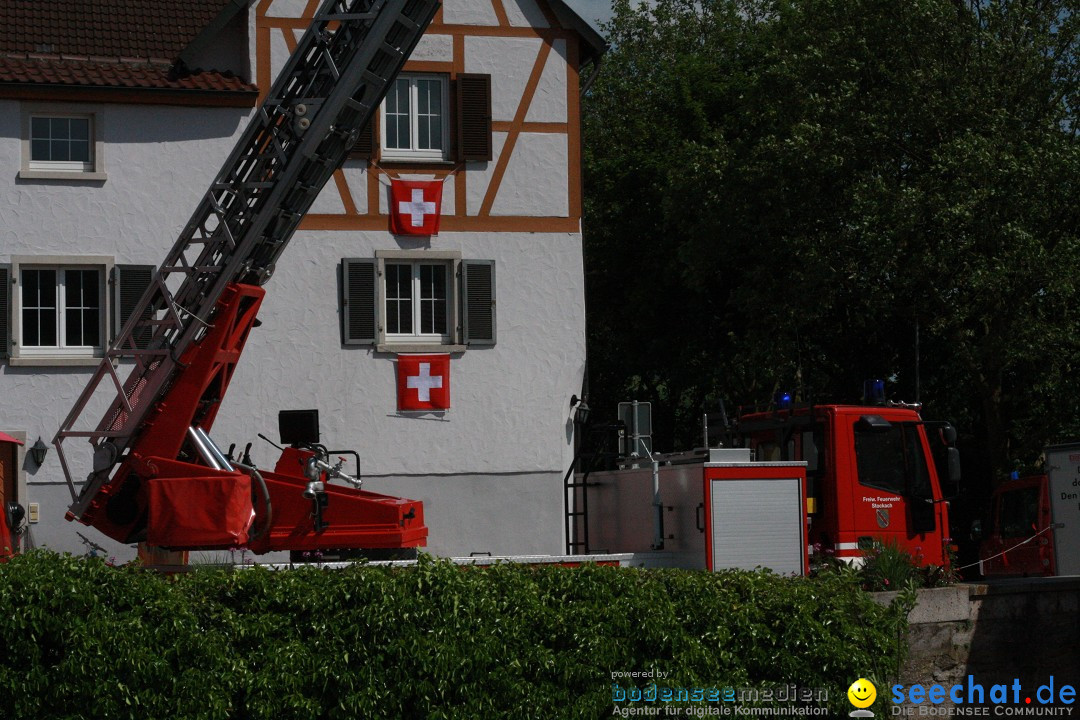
[0,551,911,719]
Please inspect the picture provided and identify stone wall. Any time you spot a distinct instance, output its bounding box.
[877,577,1080,709]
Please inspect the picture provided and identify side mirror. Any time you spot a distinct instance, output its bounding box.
[946,447,961,497]
[970,518,983,542]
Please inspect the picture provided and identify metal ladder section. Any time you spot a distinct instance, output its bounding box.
[564,422,624,555]
[54,0,440,518]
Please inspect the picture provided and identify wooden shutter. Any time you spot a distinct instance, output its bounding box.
[461,260,495,346]
[0,265,9,359]
[112,265,155,349]
[348,118,375,160]
[456,74,492,162]
[342,258,377,345]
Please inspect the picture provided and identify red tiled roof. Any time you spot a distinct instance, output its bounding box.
[0,0,226,61]
[0,0,255,99]
[0,54,253,94]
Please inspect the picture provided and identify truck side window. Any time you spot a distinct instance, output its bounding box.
[854,423,931,498]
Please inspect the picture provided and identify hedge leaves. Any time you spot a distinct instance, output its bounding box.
[0,551,910,718]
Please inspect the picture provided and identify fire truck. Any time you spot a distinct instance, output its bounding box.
[975,442,1080,577]
[11,0,441,561]
[575,386,961,572]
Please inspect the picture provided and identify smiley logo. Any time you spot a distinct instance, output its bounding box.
[847,678,877,709]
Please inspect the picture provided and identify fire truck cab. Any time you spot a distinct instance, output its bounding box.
[733,401,960,567]
[975,474,1054,577]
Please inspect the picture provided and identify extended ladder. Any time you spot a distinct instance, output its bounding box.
[54,0,439,520]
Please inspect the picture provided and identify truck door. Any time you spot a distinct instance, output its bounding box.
[852,419,940,555]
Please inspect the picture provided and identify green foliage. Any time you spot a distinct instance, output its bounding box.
[0,551,914,719]
[583,0,1080,477]
[859,540,919,592]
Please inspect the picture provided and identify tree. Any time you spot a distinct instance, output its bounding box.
[582,0,1080,482]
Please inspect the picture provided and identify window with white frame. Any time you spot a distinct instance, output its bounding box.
[384,261,450,341]
[20,106,106,180]
[341,255,496,349]
[30,116,92,169]
[1,259,154,365]
[380,74,449,161]
[19,266,104,357]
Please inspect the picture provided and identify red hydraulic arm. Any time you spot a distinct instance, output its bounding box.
[52,0,438,553]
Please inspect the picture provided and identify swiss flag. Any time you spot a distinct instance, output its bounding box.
[397,354,450,411]
[390,179,443,236]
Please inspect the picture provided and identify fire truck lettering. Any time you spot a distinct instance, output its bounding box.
[872,502,894,509]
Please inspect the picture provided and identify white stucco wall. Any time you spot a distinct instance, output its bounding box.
[0,0,587,560]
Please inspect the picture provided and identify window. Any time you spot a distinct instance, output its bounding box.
[341,255,495,349]
[20,105,106,180]
[353,73,491,163]
[381,75,449,161]
[385,262,450,341]
[19,267,103,357]
[2,258,153,365]
[31,116,92,170]
[854,421,933,499]
[997,487,1040,538]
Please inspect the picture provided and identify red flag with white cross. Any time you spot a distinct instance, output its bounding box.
[396,354,450,411]
[390,179,443,236]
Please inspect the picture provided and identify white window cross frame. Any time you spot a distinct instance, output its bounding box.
[9,256,113,366]
[380,74,449,161]
[19,104,107,181]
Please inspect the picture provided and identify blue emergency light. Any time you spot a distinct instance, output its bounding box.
[774,391,793,410]
[863,379,886,405]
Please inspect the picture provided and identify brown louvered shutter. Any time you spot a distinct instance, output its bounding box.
[348,119,375,160]
[112,265,155,349]
[0,265,9,359]
[456,74,492,162]
[461,260,495,346]
[342,258,377,345]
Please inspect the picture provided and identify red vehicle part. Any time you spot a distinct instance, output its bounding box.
[978,474,1054,577]
[70,284,428,552]
[737,404,953,567]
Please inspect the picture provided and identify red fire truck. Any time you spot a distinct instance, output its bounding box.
[577,388,961,571]
[732,398,960,567]
[975,442,1080,577]
[46,0,439,561]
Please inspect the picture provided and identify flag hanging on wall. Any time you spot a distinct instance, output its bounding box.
[396,354,450,411]
[390,179,443,236]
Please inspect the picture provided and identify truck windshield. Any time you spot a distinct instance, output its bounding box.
[998,487,1040,538]
[854,422,933,500]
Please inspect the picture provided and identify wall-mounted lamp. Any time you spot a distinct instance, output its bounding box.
[30,437,48,467]
[570,395,590,426]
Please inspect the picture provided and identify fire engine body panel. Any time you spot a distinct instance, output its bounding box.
[580,403,954,571]
[50,0,439,554]
[979,443,1080,577]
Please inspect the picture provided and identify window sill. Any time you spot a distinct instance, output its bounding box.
[19,169,107,182]
[377,343,465,354]
[8,355,104,367]
[375,157,456,167]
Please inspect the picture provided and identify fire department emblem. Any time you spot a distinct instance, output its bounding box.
[876,508,891,528]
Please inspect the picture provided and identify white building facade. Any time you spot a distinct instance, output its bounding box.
[0,0,604,561]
